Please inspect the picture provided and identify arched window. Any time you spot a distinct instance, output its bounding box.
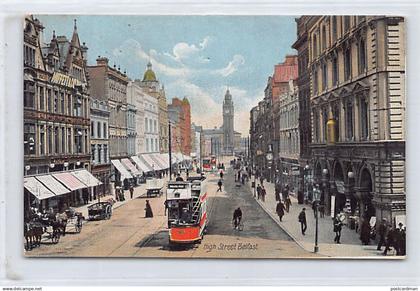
[313,34,318,58]
[322,25,327,51]
[358,38,366,74]
[344,47,352,80]
[332,16,337,42]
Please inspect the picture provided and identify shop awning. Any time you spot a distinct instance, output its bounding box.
[52,172,87,191]
[72,170,102,187]
[140,154,159,171]
[111,159,133,180]
[24,177,55,200]
[121,158,141,176]
[36,174,70,196]
[149,153,166,170]
[157,153,170,168]
[131,156,153,173]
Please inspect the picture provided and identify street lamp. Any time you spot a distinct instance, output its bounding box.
[25,165,31,176]
[304,164,310,203]
[313,183,321,253]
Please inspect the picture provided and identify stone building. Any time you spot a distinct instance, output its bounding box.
[138,62,168,153]
[168,97,192,155]
[126,102,137,156]
[90,99,110,196]
[278,80,300,194]
[87,57,129,160]
[143,90,159,153]
[24,17,90,175]
[301,16,405,223]
[127,80,145,155]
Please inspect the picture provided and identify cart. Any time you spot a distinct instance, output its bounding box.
[88,202,113,220]
[146,178,163,197]
[64,208,84,233]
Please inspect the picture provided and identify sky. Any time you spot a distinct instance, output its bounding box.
[37,15,297,136]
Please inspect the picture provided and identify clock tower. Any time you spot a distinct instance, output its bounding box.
[223,89,234,155]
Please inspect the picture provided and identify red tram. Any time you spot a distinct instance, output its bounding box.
[166,177,207,244]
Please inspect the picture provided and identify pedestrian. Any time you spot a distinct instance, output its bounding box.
[237,171,241,182]
[241,174,245,185]
[145,200,153,218]
[318,203,325,218]
[275,185,281,202]
[176,173,184,181]
[285,195,292,213]
[256,184,262,200]
[217,179,223,192]
[312,200,318,218]
[232,207,242,229]
[129,184,134,199]
[333,215,343,244]
[220,171,224,180]
[164,200,168,216]
[377,218,388,251]
[395,223,405,256]
[115,187,120,202]
[261,186,266,202]
[298,208,307,235]
[383,223,396,255]
[276,201,285,222]
[282,185,289,202]
[259,176,264,186]
[360,218,371,245]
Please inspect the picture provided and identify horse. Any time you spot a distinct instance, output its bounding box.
[55,212,68,236]
[23,221,44,250]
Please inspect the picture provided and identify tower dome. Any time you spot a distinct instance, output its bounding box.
[142,61,157,82]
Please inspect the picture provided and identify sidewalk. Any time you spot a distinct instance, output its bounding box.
[248,177,386,258]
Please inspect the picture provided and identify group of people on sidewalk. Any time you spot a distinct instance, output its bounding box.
[376,218,406,256]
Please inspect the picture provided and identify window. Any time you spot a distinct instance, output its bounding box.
[47,89,52,112]
[97,121,101,138]
[60,92,65,114]
[344,16,351,32]
[358,38,366,74]
[345,102,354,140]
[322,25,327,51]
[24,82,35,108]
[332,16,337,42]
[146,138,149,152]
[312,34,318,58]
[155,138,158,152]
[104,145,108,163]
[39,86,44,111]
[313,68,318,95]
[74,96,82,117]
[145,118,148,132]
[40,126,45,155]
[53,90,58,113]
[332,55,338,86]
[149,119,153,133]
[322,62,328,91]
[48,126,53,154]
[344,47,352,80]
[103,123,107,139]
[360,97,369,139]
[67,128,71,154]
[74,128,82,153]
[151,138,154,152]
[97,145,102,164]
[24,123,36,155]
[91,121,94,137]
[313,110,320,143]
[154,120,157,133]
[332,103,340,142]
[322,108,328,143]
[54,127,59,154]
[61,127,65,153]
[91,145,96,162]
[24,45,35,66]
[68,94,72,114]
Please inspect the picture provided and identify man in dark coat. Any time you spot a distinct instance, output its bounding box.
[261,186,266,202]
[275,184,281,202]
[256,184,262,200]
[145,200,153,218]
[217,179,223,192]
[129,184,134,199]
[333,215,343,244]
[276,201,285,222]
[298,208,307,235]
[383,223,396,255]
[232,207,242,229]
[377,218,388,251]
[360,218,371,245]
[285,195,292,213]
[175,174,184,181]
[220,171,224,180]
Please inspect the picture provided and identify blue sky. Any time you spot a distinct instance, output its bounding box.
[37,15,297,135]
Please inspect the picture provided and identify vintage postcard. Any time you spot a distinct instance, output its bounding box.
[23,15,405,258]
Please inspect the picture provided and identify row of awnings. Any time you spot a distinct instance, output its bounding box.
[24,169,102,201]
[111,153,192,180]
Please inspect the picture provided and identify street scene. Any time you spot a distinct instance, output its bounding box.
[23,15,405,258]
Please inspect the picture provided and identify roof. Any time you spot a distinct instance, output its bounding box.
[273,56,298,83]
[143,61,157,82]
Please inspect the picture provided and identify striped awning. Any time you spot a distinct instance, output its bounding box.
[111,159,133,180]
[149,153,166,170]
[36,174,70,196]
[24,177,55,200]
[52,172,87,191]
[131,156,153,173]
[121,158,141,176]
[72,170,102,187]
[140,154,158,171]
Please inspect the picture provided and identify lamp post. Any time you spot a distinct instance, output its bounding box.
[313,183,321,253]
[304,164,310,203]
[25,165,31,176]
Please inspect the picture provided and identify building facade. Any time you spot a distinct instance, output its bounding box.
[90,99,110,196]
[87,57,129,160]
[143,90,159,153]
[127,80,145,155]
[24,17,90,176]
[278,80,300,195]
[138,62,168,153]
[168,97,192,155]
[301,16,405,224]
[126,102,137,156]
[223,89,235,155]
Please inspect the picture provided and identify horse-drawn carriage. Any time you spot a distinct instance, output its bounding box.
[88,201,113,220]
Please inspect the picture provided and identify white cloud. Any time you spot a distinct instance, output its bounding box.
[213,54,245,77]
[165,36,211,63]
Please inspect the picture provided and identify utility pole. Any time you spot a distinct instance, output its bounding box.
[168,122,172,179]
